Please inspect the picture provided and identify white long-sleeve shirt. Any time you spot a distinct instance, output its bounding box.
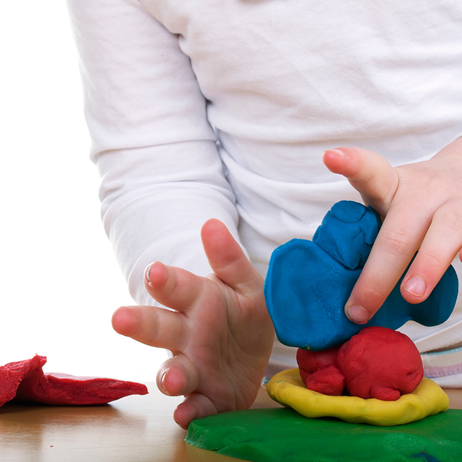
[68,0,462,356]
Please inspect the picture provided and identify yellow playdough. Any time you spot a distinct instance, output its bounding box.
[266,368,449,426]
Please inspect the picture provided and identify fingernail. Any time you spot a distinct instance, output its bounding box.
[346,305,371,324]
[404,276,426,297]
[161,370,170,395]
[145,263,154,284]
[324,148,346,158]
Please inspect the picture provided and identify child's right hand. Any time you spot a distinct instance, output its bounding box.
[323,139,462,324]
[111,219,275,429]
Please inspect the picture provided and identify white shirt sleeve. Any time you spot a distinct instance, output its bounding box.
[67,0,240,305]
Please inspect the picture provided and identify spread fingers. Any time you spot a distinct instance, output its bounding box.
[112,304,188,352]
[144,261,205,312]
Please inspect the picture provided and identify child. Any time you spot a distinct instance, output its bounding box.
[67,0,462,428]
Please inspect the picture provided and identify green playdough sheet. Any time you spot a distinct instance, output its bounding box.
[185,408,462,462]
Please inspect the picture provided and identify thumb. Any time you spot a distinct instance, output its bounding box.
[322,147,399,218]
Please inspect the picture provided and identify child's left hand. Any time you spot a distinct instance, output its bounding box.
[111,219,275,429]
[323,138,462,324]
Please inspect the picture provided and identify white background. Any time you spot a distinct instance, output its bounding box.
[0,1,166,382]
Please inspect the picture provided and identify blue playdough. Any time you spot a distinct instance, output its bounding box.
[264,201,459,351]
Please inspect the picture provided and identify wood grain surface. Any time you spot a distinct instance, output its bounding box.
[0,383,460,462]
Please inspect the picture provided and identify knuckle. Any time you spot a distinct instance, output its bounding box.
[440,210,462,236]
[419,251,446,273]
[358,279,389,306]
[380,229,414,258]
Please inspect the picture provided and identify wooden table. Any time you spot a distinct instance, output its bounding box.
[1,384,461,462]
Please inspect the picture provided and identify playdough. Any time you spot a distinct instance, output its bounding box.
[297,327,424,400]
[266,368,448,426]
[297,346,345,396]
[337,327,423,400]
[0,355,148,407]
[264,200,459,351]
[186,407,462,462]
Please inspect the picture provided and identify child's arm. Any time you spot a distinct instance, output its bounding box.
[323,138,462,324]
[67,0,240,304]
[112,219,275,429]
[68,1,274,428]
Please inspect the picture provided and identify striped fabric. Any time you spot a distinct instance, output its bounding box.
[422,347,462,388]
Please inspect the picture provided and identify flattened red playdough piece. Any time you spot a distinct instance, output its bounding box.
[0,355,44,407]
[0,355,148,407]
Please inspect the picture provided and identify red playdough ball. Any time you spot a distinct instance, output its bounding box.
[297,347,345,396]
[304,365,345,396]
[337,326,424,400]
[296,347,340,372]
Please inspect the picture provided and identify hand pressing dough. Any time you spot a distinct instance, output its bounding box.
[186,202,459,462]
[264,201,459,351]
[0,355,148,407]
